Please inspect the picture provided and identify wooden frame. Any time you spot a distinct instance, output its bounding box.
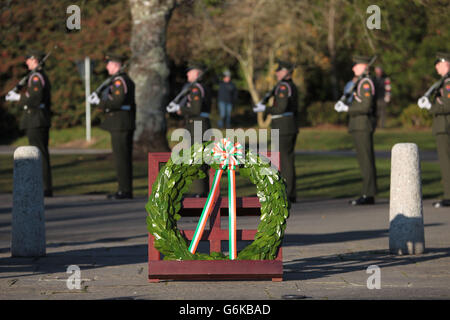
[147,151,283,282]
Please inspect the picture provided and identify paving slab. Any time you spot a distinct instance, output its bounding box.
[0,193,449,300]
[0,145,439,161]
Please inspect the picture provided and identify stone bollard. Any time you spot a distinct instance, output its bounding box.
[389,143,425,255]
[11,146,46,257]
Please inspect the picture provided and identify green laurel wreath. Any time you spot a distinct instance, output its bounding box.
[145,142,290,260]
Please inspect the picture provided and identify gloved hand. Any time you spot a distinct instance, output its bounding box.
[88,92,100,105]
[166,101,180,113]
[334,101,349,112]
[417,96,431,110]
[253,102,266,113]
[5,90,20,102]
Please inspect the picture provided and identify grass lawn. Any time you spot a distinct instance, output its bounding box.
[5,126,441,200]
[296,127,436,151]
[10,126,437,152]
[11,126,111,150]
[0,153,443,200]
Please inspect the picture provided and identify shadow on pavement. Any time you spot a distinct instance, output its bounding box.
[283,247,450,281]
[282,223,441,246]
[2,244,449,284]
[0,223,447,283]
[0,243,148,280]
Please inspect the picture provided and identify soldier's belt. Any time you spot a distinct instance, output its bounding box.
[270,112,293,120]
[188,113,211,123]
[24,103,46,110]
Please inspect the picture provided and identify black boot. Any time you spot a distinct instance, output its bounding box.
[349,195,375,206]
[432,199,450,208]
[107,191,133,200]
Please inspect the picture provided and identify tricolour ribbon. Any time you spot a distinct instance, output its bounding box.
[188,138,244,260]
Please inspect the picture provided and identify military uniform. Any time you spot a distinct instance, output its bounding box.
[429,53,450,207]
[16,51,53,196]
[178,65,211,196]
[262,62,298,202]
[98,54,136,199]
[180,81,212,144]
[348,56,377,204]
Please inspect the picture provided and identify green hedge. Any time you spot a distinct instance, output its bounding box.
[305,101,348,126]
[399,104,432,128]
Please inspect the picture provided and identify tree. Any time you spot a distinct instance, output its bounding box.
[128,0,177,154]
[197,0,309,127]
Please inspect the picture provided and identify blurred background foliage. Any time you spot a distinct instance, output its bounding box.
[0,0,449,143]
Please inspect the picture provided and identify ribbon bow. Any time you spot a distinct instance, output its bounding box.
[189,138,244,260]
[212,138,243,170]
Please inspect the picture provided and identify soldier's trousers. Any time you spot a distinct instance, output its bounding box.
[27,128,52,193]
[280,134,297,200]
[351,130,377,197]
[435,133,450,199]
[110,130,134,194]
[186,119,211,197]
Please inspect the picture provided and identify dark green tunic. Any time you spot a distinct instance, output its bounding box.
[348,76,377,197]
[179,81,211,196]
[430,76,450,199]
[266,78,299,200]
[99,72,136,194]
[180,82,212,143]
[17,69,52,194]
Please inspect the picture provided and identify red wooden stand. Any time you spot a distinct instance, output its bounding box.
[147,152,283,282]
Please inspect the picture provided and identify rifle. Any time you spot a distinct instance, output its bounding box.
[254,64,296,128]
[166,69,207,110]
[92,61,129,96]
[10,48,54,93]
[417,72,450,109]
[258,64,296,106]
[337,55,377,104]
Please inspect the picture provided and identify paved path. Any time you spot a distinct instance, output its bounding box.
[296,150,438,162]
[0,146,111,155]
[0,145,438,161]
[0,193,449,300]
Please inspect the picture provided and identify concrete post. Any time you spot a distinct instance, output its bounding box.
[389,143,425,255]
[11,146,46,257]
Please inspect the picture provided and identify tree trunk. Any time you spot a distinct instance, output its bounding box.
[128,0,176,156]
[328,0,339,100]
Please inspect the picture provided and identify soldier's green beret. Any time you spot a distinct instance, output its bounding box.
[435,52,450,65]
[186,62,205,72]
[352,55,371,64]
[276,60,294,71]
[26,49,44,61]
[105,53,126,64]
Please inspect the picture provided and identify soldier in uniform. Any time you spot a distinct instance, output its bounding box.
[5,50,53,197]
[336,56,377,205]
[253,61,299,203]
[167,63,211,196]
[418,52,450,208]
[88,53,136,199]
